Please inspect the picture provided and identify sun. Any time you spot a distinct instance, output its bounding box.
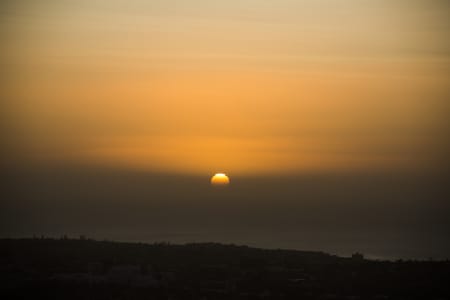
[210,173,230,186]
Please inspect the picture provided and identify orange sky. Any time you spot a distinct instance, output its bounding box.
[1,0,449,175]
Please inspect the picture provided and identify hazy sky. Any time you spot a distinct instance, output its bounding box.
[1,0,449,175]
[1,1,450,259]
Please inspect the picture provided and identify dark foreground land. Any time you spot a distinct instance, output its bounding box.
[1,238,449,299]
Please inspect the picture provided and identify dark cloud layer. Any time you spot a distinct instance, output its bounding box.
[1,165,449,259]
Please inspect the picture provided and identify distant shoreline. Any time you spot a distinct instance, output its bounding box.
[1,237,448,262]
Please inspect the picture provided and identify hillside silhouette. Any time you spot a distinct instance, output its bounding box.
[1,238,449,299]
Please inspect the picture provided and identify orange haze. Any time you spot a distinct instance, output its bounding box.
[1,0,449,175]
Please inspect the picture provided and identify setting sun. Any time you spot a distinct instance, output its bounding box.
[210,173,230,186]
[1,1,449,285]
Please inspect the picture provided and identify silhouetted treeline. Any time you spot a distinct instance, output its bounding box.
[1,238,449,299]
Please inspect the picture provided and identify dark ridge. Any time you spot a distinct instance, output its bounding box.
[1,238,449,299]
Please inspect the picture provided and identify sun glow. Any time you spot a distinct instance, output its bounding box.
[211,173,230,186]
